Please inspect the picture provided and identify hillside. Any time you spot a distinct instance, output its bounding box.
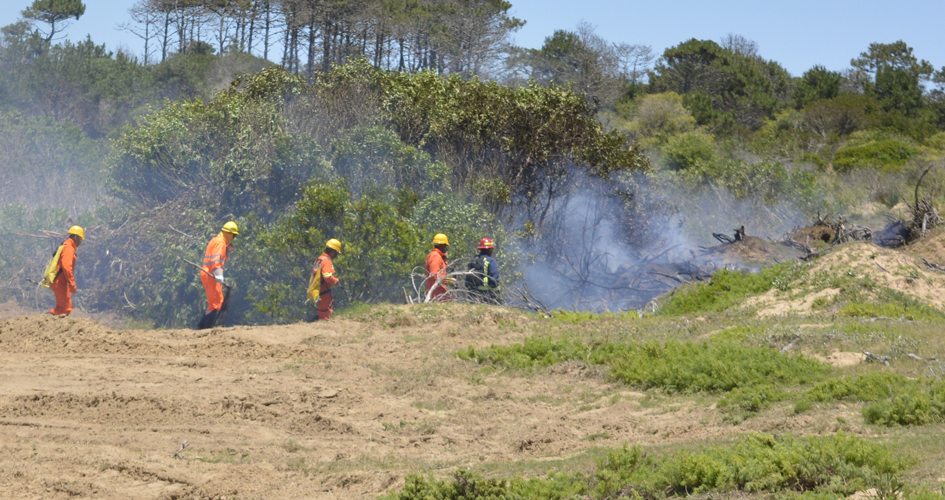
[5,247,945,499]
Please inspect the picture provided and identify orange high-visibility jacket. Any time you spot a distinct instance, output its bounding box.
[425,248,448,293]
[55,238,78,292]
[315,253,339,293]
[202,233,228,275]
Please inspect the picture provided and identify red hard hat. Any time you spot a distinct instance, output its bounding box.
[478,237,495,250]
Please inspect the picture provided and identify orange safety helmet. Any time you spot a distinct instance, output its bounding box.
[478,237,495,250]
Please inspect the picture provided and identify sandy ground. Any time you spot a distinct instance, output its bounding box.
[0,308,749,500]
[740,242,945,317]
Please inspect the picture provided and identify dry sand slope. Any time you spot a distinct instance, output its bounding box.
[0,307,740,499]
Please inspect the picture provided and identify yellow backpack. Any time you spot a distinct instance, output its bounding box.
[40,244,65,289]
[306,257,325,301]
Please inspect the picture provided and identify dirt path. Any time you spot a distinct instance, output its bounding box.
[0,309,736,499]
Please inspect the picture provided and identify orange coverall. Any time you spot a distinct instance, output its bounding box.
[313,253,339,319]
[425,248,450,302]
[49,238,77,315]
[201,233,228,312]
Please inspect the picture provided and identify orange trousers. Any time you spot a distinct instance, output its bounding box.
[201,272,224,312]
[48,276,73,315]
[317,291,333,320]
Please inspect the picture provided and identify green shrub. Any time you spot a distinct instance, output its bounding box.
[380,469,588,500]
[864,393,935,426]
[624,92,697,145]
[658,262,802,316]
[592,444,650,497]
[839,302,945,322]
[718,385,789,419]
[458,337,591,370]
[656,433,910,495]
[382,434,910,499]
[833,138,918,172]
[801,372,915,404]
[460,338,827,393]
[661,130,717,170]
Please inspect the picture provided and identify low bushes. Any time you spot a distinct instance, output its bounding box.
[656,262,803,316]
[459,337,827,393]
[862,382,945,426]
[795,372,945,427]
[382,433,912,499]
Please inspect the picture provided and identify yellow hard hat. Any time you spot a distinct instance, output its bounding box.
[326,238,342,253]
[67,225,85,240]
[222,221,239,235]
[432,233,449,246]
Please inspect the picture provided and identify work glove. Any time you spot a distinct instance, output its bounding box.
[213,268,225,284]
[445,277,455,285]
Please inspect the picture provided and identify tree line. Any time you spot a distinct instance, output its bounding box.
[118,0,524,77]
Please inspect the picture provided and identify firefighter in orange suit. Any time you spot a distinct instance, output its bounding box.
[424,233,452,302]
[197,221,238,329]
[310,239,341,320]
[48,226,84,316]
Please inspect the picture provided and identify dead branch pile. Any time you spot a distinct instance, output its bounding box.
[404,263,499,306]
[831,216,873,244]
[875,165,943,247]
[713,225,745,244]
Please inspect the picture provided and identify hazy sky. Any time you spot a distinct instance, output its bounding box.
[3,0,944,76]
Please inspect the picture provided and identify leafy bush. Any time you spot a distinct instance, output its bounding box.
[661,130,716,170]
[833,138,918,172]
[0,204,73,304]
[90,60,651,326]
[622,92,697,146]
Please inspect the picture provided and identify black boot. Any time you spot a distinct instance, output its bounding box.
[196,309,219,330]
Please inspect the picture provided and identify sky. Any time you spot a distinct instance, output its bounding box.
[3,0,945,76]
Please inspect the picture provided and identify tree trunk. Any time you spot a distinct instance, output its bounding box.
[321,19,331,73]
[307,11,316,77]
[161,11,169,62]
[263,0,270,60]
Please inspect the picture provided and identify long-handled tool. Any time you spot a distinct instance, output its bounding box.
[181,257,232,328]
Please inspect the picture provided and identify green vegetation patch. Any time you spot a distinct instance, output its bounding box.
[793,372,945,427]
[459,337,827,393]
[718,385,790,421]
[833,138,919,172]
[840,302,945,322]
[802,371,914,404]
[541,309,641,325]
[862,382,945,426]
[657,263,800,316]
[382,433,912,499]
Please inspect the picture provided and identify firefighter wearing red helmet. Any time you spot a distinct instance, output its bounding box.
[465,237,500,304]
